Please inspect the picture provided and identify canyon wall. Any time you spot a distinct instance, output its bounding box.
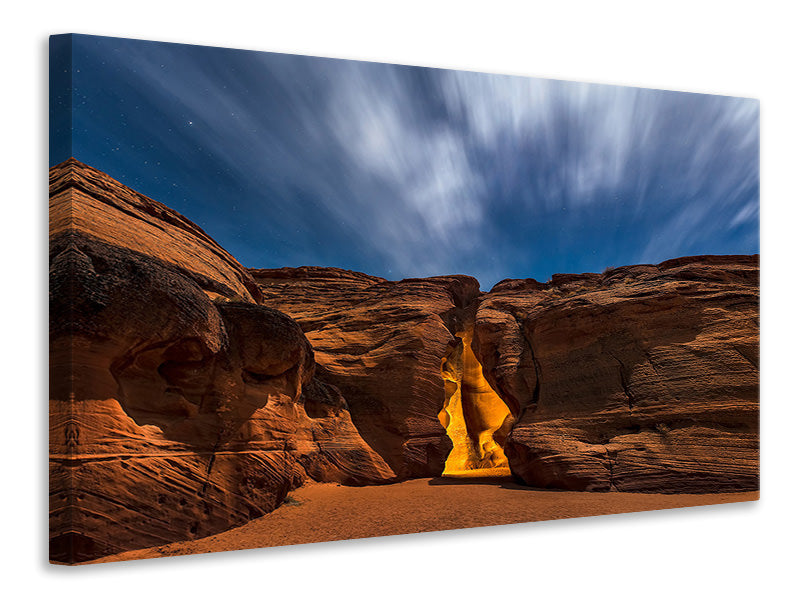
[474,258,759,492]
[253,258,759,493]
[251,268,481,478]
[50,158,759,562]
[49,160,393,563]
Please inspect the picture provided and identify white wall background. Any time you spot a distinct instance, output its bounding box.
[4,1,796,598]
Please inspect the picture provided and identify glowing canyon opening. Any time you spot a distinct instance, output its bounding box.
[439,325,514,477]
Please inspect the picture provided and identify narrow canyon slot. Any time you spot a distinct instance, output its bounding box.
[439,326,514,477]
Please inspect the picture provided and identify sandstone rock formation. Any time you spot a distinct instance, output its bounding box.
[49,160,393,563]
[473,257,759,493]
[440,325,514,475]
[49,157,262,303]
[253,259,759,493]
[50,158,760,563]
[251,267,483,478]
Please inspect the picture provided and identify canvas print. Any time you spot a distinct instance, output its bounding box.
[49,34,759,565]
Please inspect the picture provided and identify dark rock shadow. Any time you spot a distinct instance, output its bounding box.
[427,476,535,490]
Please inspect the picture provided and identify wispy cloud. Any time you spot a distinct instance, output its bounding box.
[66,36,759,286]
[320,62,486,274]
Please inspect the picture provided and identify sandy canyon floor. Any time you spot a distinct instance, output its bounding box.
[88,476,758,564]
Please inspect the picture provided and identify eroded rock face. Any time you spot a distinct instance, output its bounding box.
[251,267,483,479]
[473,256,759,493]
[440,325,514,475]
[50,157,263,303]
[49,160,392,563]
[50,158,760,562]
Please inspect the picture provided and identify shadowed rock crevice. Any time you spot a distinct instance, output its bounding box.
[250,268,485,479]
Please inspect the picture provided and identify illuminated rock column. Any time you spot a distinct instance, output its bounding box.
[440,327,513,476]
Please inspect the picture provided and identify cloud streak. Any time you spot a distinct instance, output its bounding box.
[57,35,759,287]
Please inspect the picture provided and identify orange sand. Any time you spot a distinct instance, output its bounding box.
[90,477,758,564]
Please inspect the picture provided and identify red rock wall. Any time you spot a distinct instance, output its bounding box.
[252,268,482,478]
[49,161,393,563]
[49,159,760,562]
[474,257,759,493]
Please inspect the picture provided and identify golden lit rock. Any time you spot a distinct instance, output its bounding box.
[440,326,513,476]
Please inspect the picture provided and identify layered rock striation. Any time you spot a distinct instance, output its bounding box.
[49,160,393,563]
[50,158,759,562]
[251,267,482,478]
[474,257,759,492]
[253,258,759,494]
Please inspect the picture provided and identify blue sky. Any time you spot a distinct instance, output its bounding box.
[51,34,759,289]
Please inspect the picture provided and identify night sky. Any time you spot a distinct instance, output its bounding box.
[50,34,759,289]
